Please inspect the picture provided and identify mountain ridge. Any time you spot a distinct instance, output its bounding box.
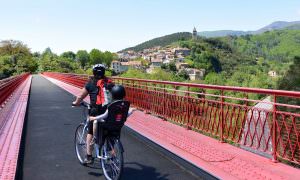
[199,20,300,37]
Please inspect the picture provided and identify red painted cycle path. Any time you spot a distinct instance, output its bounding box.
[42,75,300,180]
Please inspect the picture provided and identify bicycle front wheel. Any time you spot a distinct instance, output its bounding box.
[74,123,88,165]
[101,137,124,180]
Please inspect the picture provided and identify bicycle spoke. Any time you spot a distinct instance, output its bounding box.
[111,160,120,172]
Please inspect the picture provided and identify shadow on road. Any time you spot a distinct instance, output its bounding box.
[122,162,169,180]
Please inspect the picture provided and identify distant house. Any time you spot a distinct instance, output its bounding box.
[173,47,190,56]
[150,59,163,67]
[268,71,277,77]
[111,61,127,73]
[111,60,142,73]
[185,68,205,80]
[176,54,185,62]
[175,62,189,70]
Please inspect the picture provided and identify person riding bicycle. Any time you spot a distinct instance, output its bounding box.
[72,64,114,164]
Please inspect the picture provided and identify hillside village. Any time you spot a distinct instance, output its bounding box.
[111,28,206,81]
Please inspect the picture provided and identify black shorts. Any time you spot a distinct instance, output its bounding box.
[88,105,107,134]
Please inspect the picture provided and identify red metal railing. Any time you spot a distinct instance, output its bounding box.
[0,73,30,106]
[42,72,300,165]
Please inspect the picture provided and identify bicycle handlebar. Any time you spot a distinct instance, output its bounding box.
[71,101,90,109]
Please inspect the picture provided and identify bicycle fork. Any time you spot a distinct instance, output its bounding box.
[95,143,110,160]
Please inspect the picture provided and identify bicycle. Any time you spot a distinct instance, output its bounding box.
[74,101,127,180]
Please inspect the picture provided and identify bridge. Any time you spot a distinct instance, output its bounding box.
[0,73,300,180]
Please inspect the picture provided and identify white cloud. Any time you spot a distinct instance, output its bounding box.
[298,9,300,16]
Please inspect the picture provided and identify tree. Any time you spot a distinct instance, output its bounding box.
[0,40,37,78]
[277,56,300,112]
[204,72,225,85]
[16,56,38,74]
[120,68,148,79]
[278,56,300,91]
[76,50,90,69]
[43,47,53,55]
[0,55,15,79]
[40,49,56,71]
[0,40,31,57]
[103,51,114,67]
[56,57,77,73]
[90,49,103,65]
[61,51,76,60]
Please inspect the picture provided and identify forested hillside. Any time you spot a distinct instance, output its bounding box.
[121,29,300,93]
[120,32,192,52]
[181,29,300,89]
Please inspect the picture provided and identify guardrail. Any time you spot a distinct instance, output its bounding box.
[0,73,30,107]
[0,73,31,180]
[42,72,300,165]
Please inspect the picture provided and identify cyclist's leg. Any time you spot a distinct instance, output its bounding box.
[84,122,94,164]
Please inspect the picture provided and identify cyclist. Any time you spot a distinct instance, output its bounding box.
[72,64,114,164]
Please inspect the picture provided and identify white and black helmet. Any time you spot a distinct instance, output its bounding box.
[92,64,106,78]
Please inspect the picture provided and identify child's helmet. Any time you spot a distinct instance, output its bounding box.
[111,85,126,100]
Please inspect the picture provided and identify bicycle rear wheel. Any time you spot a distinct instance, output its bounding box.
[101,137,124,180]
[74,123,88,165]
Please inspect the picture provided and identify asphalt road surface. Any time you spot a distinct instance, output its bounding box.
[18,75,200,180]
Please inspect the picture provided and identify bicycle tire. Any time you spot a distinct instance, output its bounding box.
[74,123,88,165]
[101,137,124,180]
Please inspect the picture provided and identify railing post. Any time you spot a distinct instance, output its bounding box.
[132,80,135,106]
[163,84,166,119]
[220,90,224,142]
[272,94,278,162]
[186,86,191,130]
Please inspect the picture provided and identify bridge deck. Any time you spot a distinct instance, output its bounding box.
[19,75,199,180]
[42,74,300,180]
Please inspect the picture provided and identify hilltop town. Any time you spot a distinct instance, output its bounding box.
[111,28,205,81]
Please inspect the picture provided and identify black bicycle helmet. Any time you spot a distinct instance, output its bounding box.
[111,85,126,100]
[92,64,105,78]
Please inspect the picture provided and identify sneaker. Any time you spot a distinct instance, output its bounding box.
[83,155,93,165]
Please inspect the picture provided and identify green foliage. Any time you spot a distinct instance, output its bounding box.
[60,51,76,60]
[89,49,103,65]
[0,40,38,78]
[161,62,177,73]
[89,49,114,67]
[102,51,114,67]
[0,55,15,79]
[120,67,187,82]
[121,32,192,52]
[120,68,148,79]
[76,50,90,69]
[277,56,300,91]
[277,56,300,112]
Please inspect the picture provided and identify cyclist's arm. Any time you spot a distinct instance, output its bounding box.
[72,88,88,106]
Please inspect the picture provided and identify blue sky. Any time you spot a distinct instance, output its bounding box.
[0,0,300,54]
